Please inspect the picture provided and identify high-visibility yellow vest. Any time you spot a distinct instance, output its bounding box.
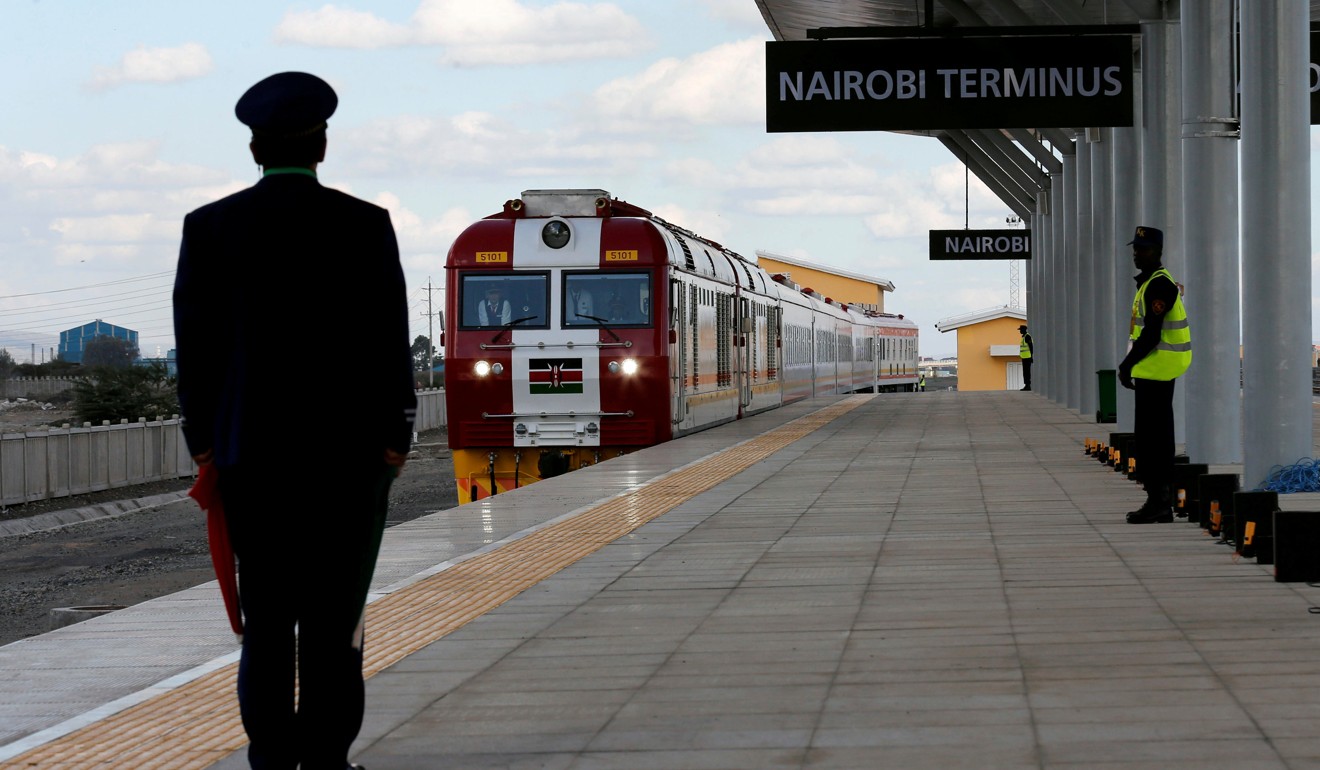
[1019,334,1032,360]
[1129,267,1191,380]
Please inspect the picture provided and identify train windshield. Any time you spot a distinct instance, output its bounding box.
[459,272,550,329]
[562,272,651,328]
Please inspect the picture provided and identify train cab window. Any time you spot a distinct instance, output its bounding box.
[459,273,550,329]
[563,272,652,327]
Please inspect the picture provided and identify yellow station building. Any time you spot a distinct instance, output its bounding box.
[755,251,895,312]
[934,306,1028,391]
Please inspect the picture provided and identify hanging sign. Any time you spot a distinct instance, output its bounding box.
[1311,28,1320,124]
[766,35,1133,132]
[929,229,1031,260]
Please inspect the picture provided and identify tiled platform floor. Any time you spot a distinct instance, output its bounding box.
[7,392,1320,769]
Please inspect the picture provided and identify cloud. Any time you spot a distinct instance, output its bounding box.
[88,43,213,90]
[0,142,238,273]
[371,191,473,262]
[699,0,768,27]
[655,138,1015,252]
[275,0,650,65]
[273,5,411,49]
[650,203,730,244]
[589,38,765,131]
[337,111,656,179]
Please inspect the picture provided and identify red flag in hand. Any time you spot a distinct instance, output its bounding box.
[188,464,243,638]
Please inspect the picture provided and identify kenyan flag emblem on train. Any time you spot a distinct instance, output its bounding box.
[529,358,584,393]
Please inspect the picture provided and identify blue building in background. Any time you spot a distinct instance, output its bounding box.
[59,320,138,364]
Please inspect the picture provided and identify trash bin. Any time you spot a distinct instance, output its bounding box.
[1096,369,1117,423]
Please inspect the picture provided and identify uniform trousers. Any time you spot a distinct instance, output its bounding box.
[1133,377,1176,502]
[1021,358,1032,388]
[219,463,392,770]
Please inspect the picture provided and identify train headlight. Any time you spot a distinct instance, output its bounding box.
[586,422,599,435]
[608,359,639,375]
[474,360,491,377]
[541,220,571,249]
[515,423,528,436]
[491,362,504,376]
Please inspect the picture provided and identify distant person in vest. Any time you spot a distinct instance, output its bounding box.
[478,285,512,326]
[1018,324,1033,391]
[918,373,926,392]
[1118,225,1191,524]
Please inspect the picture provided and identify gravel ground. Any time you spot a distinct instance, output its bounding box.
[0,428,458,646]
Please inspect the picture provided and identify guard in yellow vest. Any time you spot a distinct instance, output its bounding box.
[1018,324,1033,391]
[1118,226,1191,524]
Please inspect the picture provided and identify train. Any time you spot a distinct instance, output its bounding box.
[443,189,919,501]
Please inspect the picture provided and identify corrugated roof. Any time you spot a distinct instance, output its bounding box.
[756,1,1316,41]
[755,250,896,291]
[934,305,1026,331]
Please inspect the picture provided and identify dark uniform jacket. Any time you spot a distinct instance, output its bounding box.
[174,172,416,468]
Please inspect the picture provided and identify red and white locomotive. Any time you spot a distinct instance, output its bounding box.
[444,189,918,501]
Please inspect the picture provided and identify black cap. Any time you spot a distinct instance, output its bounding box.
[236,72,337,137]
[1126,226,1163,249]
[1018,325,1027,331]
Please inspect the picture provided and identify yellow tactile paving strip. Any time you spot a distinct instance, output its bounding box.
[2,395,870,769]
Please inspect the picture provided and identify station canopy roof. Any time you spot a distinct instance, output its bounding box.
[753,0,1320,220]
[755,1,1320,40]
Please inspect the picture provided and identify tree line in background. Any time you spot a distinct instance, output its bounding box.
[1,337,179,425]
[412,335,439,372]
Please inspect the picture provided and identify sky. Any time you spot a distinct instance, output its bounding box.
[0,0,1314,364]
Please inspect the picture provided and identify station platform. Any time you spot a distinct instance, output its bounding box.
[4,391,1320,769]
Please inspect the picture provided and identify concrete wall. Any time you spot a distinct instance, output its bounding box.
[0,418,193,507]
[414,388,444,432]
[0,389,447,508]
[956,318,1026,391]
[2,378,79,400]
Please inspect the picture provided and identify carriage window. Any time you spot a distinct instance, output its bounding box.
[563,272,652,327]
[459,273,549,329]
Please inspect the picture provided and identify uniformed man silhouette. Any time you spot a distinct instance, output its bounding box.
[1119,226,1191,524]
[174,71,415,770]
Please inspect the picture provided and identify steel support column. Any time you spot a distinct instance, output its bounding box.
[1032,195,1047,382]
[1241,0,1311,487]
[1075,138,1095,417]
[1032,195,1045,391]
[1062,150,1078,410]
[1181,0,1241,465]
[1049,170,1066,404]
[1112,71,1142,433]
[1091,129,1117,417]
[1140,13,1186,444]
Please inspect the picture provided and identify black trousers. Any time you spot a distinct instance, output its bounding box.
[1133,378,1176,501]
[1021,358,1032,387]
[219,463,393,770]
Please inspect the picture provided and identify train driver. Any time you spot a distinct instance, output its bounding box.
[568,284,594,319]
[478,285,512,326]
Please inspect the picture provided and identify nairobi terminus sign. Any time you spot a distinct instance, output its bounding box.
[766,35,1134,132]
[930,229,1031,260]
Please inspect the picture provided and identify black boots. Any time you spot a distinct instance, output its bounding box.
[1127,485,1173,524]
